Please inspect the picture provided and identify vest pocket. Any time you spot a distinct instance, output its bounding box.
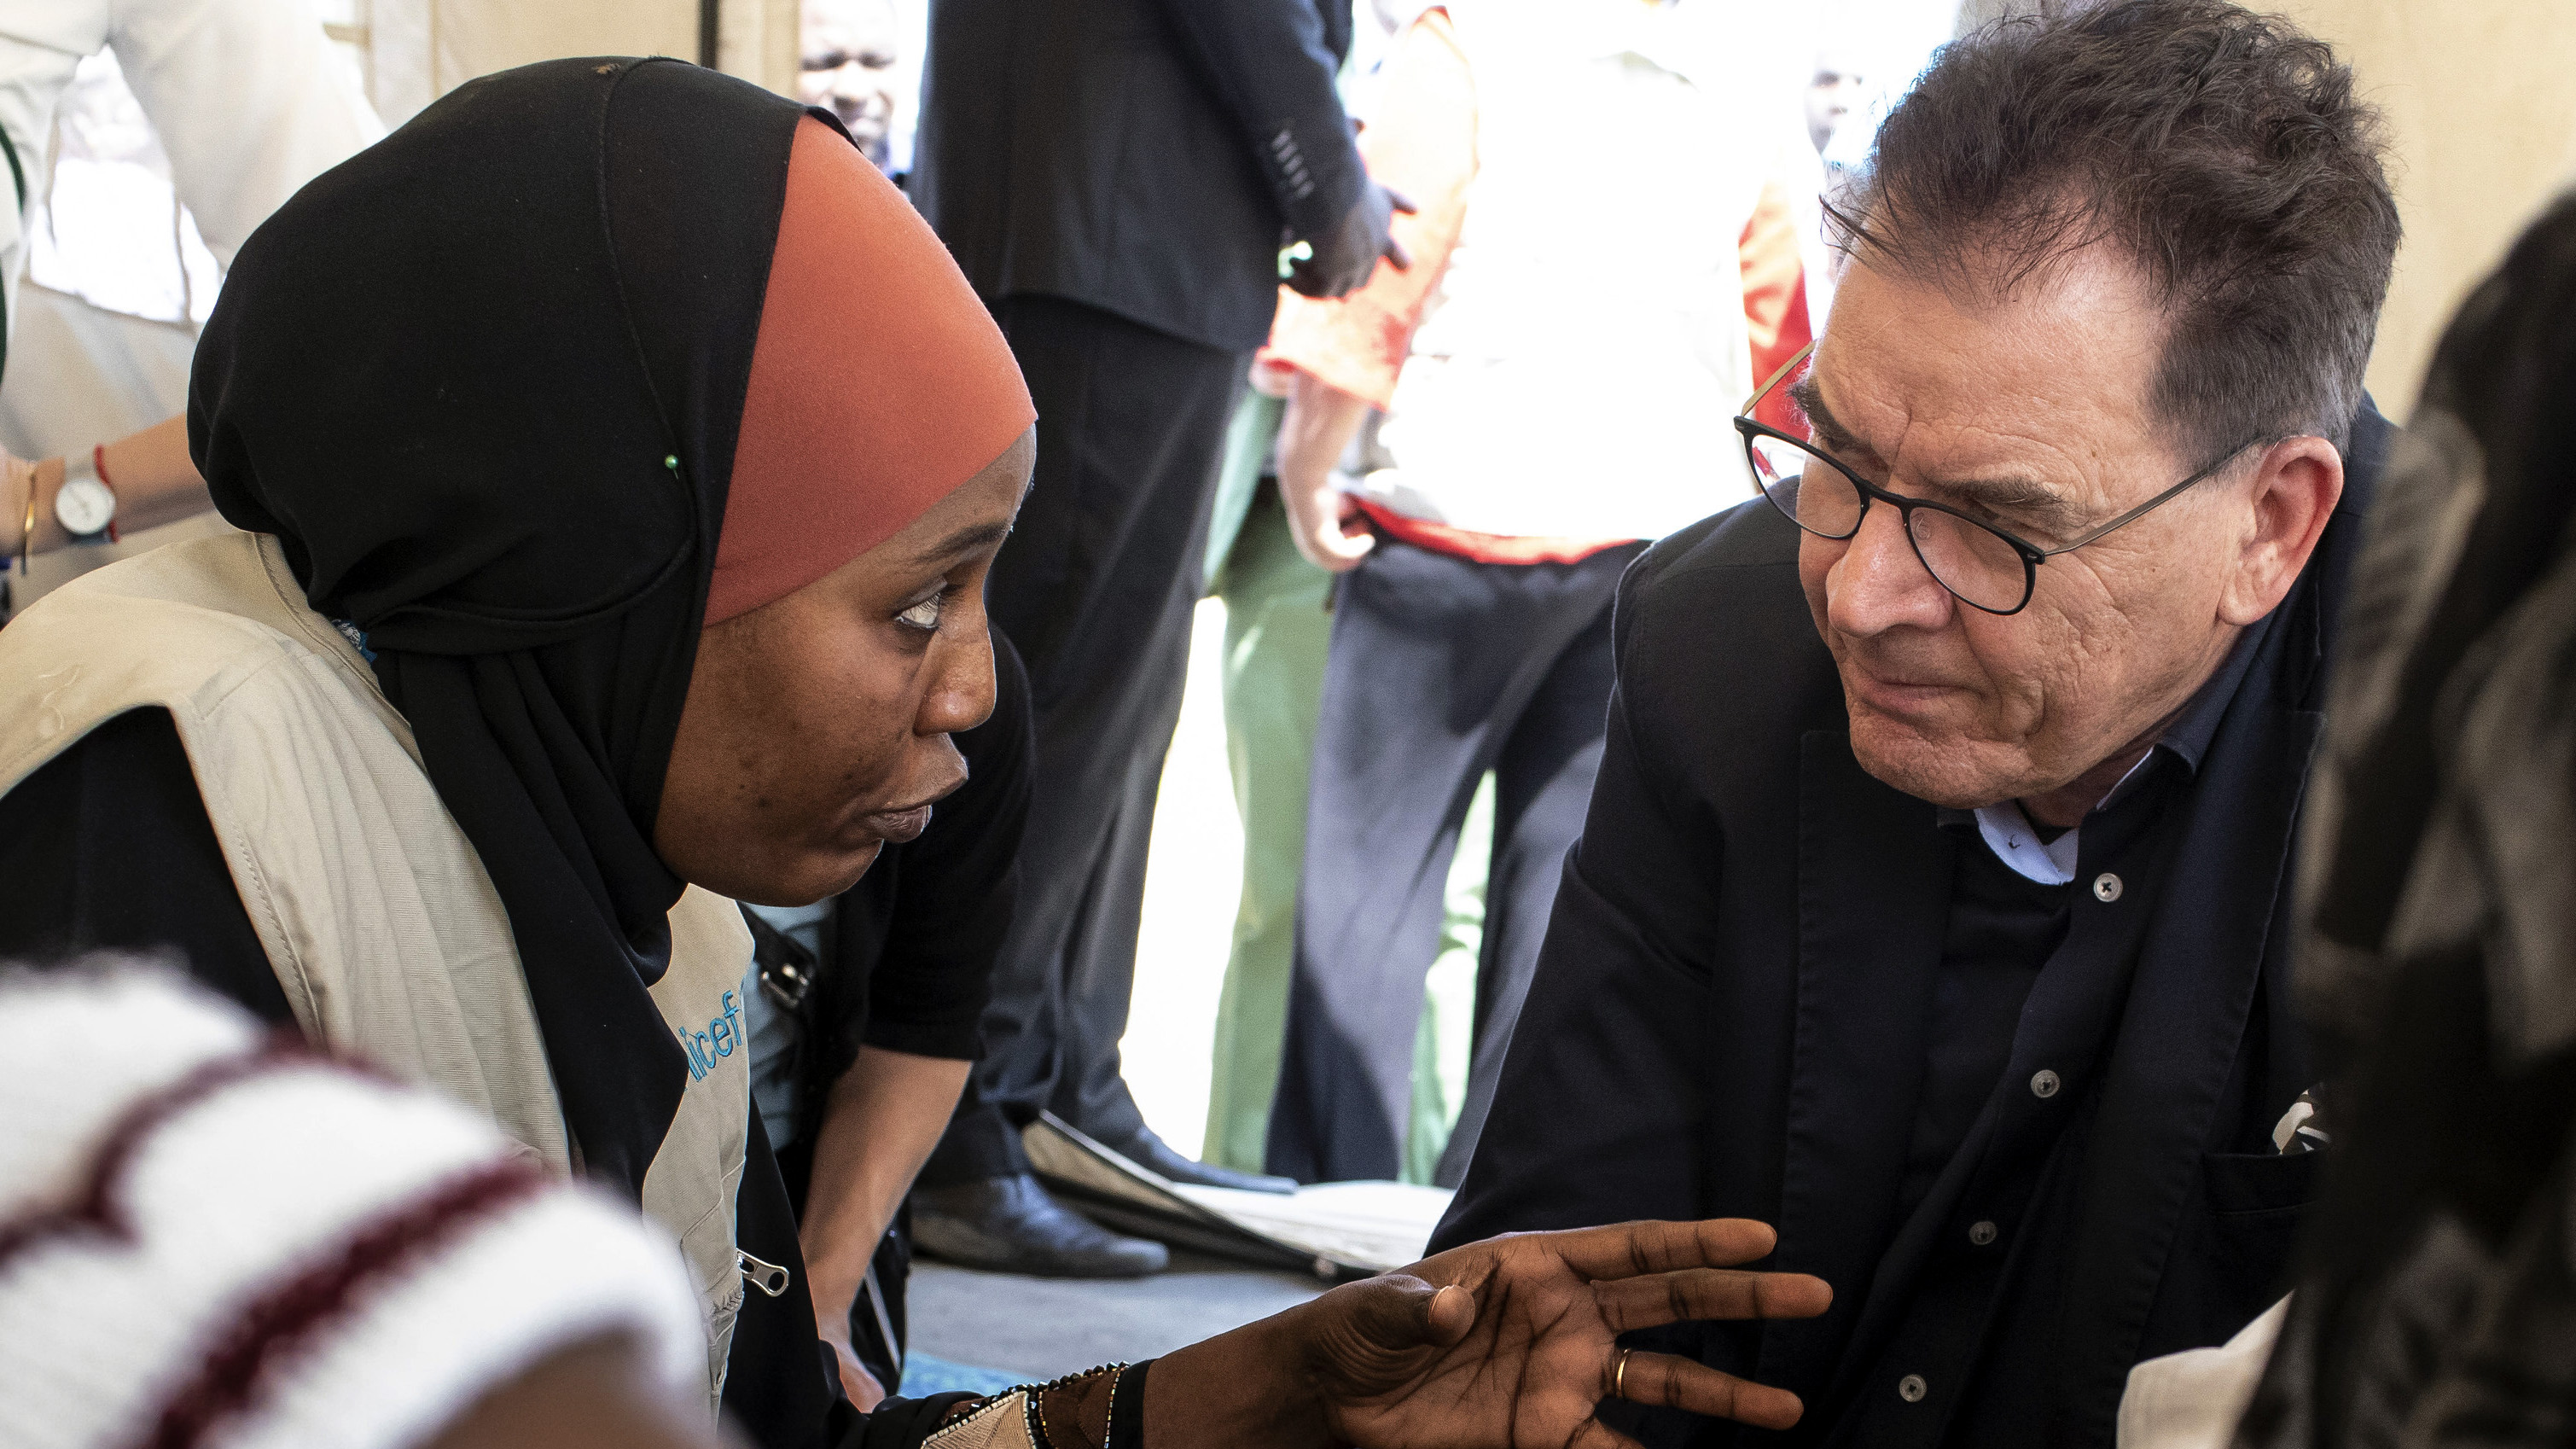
[704,1275,747,1415]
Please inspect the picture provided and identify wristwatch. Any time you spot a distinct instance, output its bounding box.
[54,446,116,543]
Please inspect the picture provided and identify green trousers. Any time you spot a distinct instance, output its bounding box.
[1201,461,1334,1171]
[1198,394,1484,1180]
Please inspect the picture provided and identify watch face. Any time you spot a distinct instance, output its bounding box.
[55,475,116,537]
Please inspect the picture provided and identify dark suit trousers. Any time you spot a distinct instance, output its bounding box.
[923,294,1244,1183]
[1266,535,1643,1184]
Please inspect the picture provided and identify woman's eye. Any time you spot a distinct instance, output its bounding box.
[897,596,943,631]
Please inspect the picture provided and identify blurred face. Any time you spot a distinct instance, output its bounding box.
[1806,57,1868,154]
[1791,248,2340,814]
[799,0,899,166]
[654,428,1033,905]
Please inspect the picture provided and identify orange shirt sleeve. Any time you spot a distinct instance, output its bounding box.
[1263,9,1475,410]
[1740,176,1812,435]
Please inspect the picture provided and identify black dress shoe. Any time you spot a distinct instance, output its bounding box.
[910,1174,1169,1277]
[1105,1128,1300,1195]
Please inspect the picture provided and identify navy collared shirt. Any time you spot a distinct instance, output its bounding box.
[1825,614,2277,1449]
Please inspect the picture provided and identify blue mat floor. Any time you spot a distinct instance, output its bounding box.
[898,1353,1023,1398]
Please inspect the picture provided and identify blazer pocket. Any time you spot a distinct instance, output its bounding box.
[2187,1150,2322,1332]
[2201,1149,2322,1218]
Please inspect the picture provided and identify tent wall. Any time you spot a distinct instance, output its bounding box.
[2269,0,2576,419]
[363,0,798,130]
[1952,0,2576,422]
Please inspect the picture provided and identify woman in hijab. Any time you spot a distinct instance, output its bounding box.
[0,56,1827,1449]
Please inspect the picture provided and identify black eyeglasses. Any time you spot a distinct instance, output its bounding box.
[1733,341,2259,615]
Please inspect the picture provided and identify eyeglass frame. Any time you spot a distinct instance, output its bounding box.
[1731,340,2265,616]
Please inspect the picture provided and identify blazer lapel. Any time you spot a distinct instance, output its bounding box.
[1757,730,1958,1407]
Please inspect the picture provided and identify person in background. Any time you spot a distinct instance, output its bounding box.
[1433,3,2399,1443]
[0,0,378,611]
[0,968,721,1449]
[906,0,1405,1273]
[744,631,1035,1408]
[1806,45,1869,156]
[799,0,901,173]
[1197,0,1431,1184]
[1260,0,1813,1189]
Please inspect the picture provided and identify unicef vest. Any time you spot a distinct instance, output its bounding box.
[0,532,758,1416]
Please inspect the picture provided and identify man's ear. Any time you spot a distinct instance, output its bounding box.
[2220,436,2344,626]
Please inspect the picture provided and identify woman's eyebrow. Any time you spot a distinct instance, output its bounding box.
[907,521,1009,566]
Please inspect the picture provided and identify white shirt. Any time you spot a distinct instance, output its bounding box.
[0,0,381,343]
[1353,0,1779,544]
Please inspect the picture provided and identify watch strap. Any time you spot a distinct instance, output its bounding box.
[92,444,119,544]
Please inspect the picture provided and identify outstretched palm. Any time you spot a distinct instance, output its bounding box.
[1311,1219,1830,1449]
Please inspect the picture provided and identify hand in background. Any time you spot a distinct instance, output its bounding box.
[1282,468,1374,573]
[822,1329,887,1411]
[1288,182,1415,299]
[1277,369,1377,573]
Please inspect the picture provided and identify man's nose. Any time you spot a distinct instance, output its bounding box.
[1828,502,1954,637]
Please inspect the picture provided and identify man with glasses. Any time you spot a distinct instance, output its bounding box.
[1430,3,2400,1446]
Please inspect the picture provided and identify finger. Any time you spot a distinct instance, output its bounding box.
[1615,1351,1805,1433]
[1383,184,1418,214]
[1545,1219,1784,1280]
[1315,527,1374,572]
[1382,235,1413,271]
[1593,1268,1833,1331]
[1331,1272,1475,1355]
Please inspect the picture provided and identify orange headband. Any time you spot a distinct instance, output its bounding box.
[707,116,1034,626]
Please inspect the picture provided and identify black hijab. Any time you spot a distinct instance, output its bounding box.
[191,58,830,1196]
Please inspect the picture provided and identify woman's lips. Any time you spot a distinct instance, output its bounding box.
[864,804,933,843]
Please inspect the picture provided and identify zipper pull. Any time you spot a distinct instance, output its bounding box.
[738,1248,791,1297]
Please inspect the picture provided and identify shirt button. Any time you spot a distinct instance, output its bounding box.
[2031,1068,2062,1098]
[1968,1219,1998,1246]
[1899,1374,1929,1403]
[2092,872,2124,902]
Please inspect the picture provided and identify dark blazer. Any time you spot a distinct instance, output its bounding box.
[1433,410,2393,1447]
[911,0,1363,353]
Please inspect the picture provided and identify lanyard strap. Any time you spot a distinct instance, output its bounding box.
[0,121,23,390]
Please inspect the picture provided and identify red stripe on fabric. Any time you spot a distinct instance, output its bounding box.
[1352,498,1637,565]
[0,1036,314,1272]
[141,1157,549,1449]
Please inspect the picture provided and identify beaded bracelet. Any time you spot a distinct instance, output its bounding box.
[1028,1361,1127,1449]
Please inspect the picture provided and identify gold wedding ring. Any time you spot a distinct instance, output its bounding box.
[1614,1346,1632,1400]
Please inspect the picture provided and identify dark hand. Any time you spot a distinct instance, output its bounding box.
[1288,183,1416,299]
[1295,1219,1830,1447]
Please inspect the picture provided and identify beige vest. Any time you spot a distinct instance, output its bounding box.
[0,532,757,1414]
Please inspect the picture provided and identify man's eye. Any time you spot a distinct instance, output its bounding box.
[898,596,942,631]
